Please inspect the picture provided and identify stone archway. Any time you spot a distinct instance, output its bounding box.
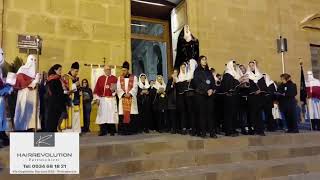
[300,13,320,31]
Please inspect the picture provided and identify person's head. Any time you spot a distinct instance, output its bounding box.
[180,63,186,73]
[70,62,79,77]
[280,73,291,83]
[48,64,62,76]
[249,61,255,72]
[173,69,179,77]
[104,65,111,76]
[82,79,89,88]
[150,80,155,86]
[140,74,147,83]
[121,61,130,76]
[239,65,247,74]
[156,75,163,83]
[198,55,208,68]
[232,61,237,70]
[216,74,222,80]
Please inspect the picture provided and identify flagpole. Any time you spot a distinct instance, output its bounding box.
[300,60,313,131]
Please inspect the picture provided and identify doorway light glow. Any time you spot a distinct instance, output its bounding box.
[131,23,147,28]
[132,0,166,7]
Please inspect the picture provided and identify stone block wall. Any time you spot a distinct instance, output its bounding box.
[2,0,131,82]
[186,0,320,83]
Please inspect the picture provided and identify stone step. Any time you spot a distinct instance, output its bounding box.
[262,172,320,180]
[1,132,320,163]
[77,143,320,179]
[1,132,320,179]
[100,155,320,180]
[2,143,320,179]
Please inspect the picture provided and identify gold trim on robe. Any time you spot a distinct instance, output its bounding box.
[59,74,84,130]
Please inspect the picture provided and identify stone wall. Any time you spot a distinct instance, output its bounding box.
[2,0,131,81]
[186,0,320,83]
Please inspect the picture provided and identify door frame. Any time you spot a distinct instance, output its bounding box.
[131,16,173,79]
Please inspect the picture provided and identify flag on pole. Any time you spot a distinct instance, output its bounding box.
[300,64,307,104]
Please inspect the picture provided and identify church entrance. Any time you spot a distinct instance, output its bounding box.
[131,17,171,82]
[130,0,184,82]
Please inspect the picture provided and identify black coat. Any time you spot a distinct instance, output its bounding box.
[166,78,176,110]
[278,80,297,110]
[81,87,93,105]
[221,73,240,95]
[192,66,215,95]
[46,78,68,132]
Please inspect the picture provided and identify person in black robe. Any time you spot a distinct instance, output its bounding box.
[263,74,278,131]
[39,71,48,132]
[213,73,224,133]
[247,61,267,136]
[151,75,167,133]
[81,79,93,133]
[193,56,217,138]
[166,69,178,134]
[137,74,152,133]
[221,60,240,136]
[278,73,299,133]
[238,64,251,135]
[174,25,199,69]
[176,63,195,135]
[46,64,67,132]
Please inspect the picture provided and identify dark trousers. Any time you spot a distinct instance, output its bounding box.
[99,123,116,134]
[281,105,298,132]
[195,94,215,135]
[311,119,320,130]
[176,94,194,130]
[214,95,224,131]
[156,110,167,131]
[263,96,276,131]
[248,95,265,134]
[139,105,151,131]
[168,109,177,131]
[118,115,138,135]
[223,95,237,135]
[82,103,92,132]
[237,96,249,130]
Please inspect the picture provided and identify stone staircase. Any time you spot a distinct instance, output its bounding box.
[1,132,320,179]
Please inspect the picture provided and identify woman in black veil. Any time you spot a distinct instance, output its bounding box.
[174,25,200,70]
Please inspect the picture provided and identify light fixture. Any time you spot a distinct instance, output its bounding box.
[131,23,147,28]
[132,0,166,7]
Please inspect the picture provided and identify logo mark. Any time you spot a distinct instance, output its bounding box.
[34,133,55,147]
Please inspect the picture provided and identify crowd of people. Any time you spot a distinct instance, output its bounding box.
[0,24,319,148]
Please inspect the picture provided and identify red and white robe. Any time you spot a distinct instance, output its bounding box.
[94,75,118,124]
[117,75,138,123]
[14,73,41,130]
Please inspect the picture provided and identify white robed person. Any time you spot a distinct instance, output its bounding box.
[94,65,118,136]
[305,71,320,130]
[117,61,139,135]
[14,54,41,131]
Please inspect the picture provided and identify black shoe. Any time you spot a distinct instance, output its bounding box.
[210,132,218,138]
[241,129,248,135]
[257,132,266,136]
[191,131,197,136]
[98,132,107,136]
[248,130,255,135]
[144,129,150,133]
[181,129,187,135]
[110,133,115,136]
[200,133,206,138]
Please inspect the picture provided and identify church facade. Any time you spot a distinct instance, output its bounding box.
[0,0,319,84]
